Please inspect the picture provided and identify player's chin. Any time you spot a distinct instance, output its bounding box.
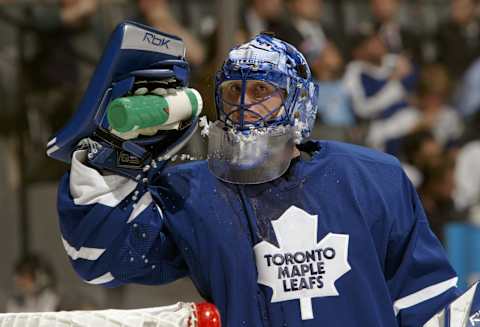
[228,115,263,125]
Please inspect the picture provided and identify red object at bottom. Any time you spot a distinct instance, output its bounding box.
[194,303,221,327]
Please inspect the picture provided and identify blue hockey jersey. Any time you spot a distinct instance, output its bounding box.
[57,140,458,326]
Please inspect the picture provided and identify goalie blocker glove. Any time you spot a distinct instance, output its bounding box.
[46,21,202,180]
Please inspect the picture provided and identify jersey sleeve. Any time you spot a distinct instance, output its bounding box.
[385,172,459,326]
[57,150,188,287]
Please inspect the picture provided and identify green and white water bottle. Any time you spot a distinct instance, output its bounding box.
[107,88,203,139]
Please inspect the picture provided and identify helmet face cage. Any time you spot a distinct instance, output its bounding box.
[216,75,289,130]
[215,34,319,139]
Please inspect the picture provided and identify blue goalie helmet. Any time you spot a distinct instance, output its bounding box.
[208,34,319,185]
[214,33,319,139]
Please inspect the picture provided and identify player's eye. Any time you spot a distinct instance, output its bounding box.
[229,84,242,95]
[252,83,272,100]
[221,81,243,104]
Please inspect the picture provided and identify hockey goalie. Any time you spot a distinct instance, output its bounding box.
[38,21,476,326]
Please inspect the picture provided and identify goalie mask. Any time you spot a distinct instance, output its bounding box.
[208,33,319,184]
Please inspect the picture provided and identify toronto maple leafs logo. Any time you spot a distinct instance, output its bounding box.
[254,206,351,320]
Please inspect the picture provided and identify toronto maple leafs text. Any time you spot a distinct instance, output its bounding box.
[263,248,336,292]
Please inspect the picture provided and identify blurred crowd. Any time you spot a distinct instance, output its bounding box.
[1,0,480,312]
[5,253,98,313]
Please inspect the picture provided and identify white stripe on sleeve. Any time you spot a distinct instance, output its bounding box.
[393,277,458,316]
[62,237,106,261]
[86,272,114,285]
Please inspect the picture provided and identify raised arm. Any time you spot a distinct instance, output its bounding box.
[47,21,202,287]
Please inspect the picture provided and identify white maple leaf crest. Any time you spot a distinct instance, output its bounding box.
[254,206,351,320]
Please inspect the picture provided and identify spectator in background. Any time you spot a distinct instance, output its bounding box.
[345,26,415,120]
[239,0,296,42]
[400,129,442,188]
[284,0,327,54]
[369,0,423,61]
[26,0,98,127]
[21,0,99,182]
[454,136,480,222]
[135,0,206,68]
[450,109,480,224]
[310,41,354,127]
[419,159,466,243]
[435,0,480,82]
[6,254,60,313]
[412,64,463,147]
[0,5,21,136]
[241,0,283,37]
[453,57,480,118]
[307,40,355,141]
[60,0,98,27]
[461,110,480,147]
[344,25,418,154]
